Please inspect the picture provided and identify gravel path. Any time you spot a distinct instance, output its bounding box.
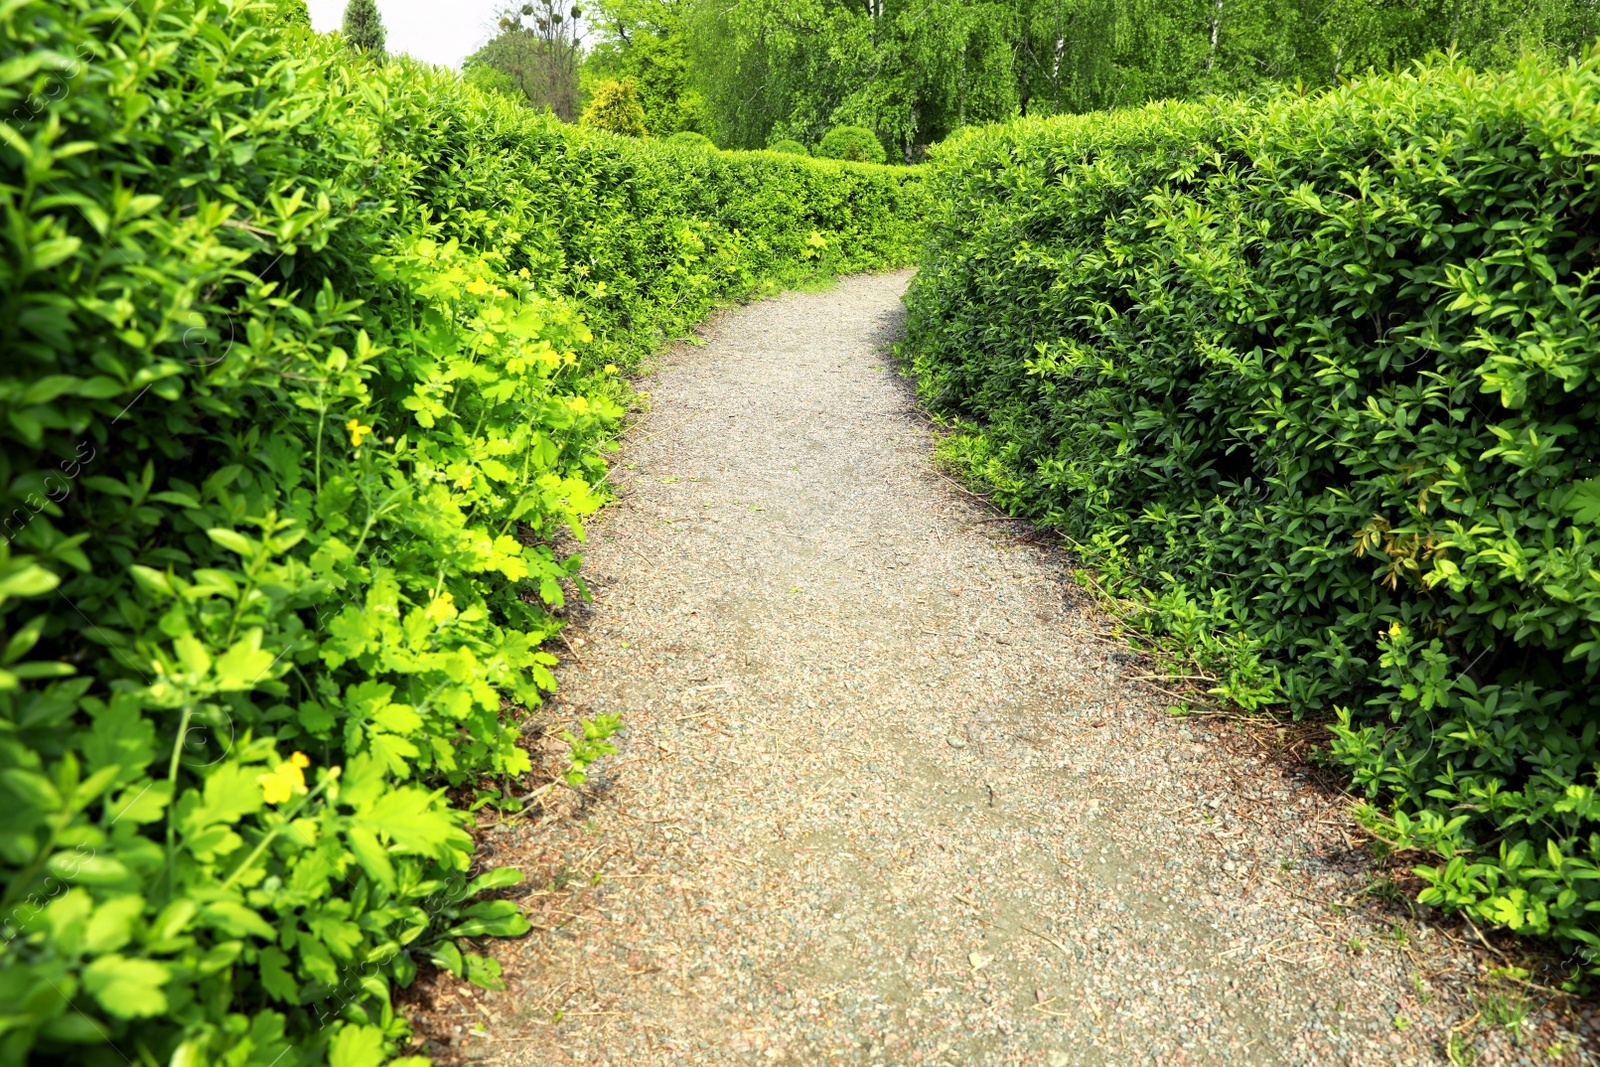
[440,271,1598,1066]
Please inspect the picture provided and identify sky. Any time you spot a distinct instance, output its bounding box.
[307,0,505,69]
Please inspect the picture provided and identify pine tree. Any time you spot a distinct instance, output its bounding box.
[341,0,387,59]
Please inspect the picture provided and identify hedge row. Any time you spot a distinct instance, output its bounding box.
[0,1,923,1064]
[902,56,1600,968]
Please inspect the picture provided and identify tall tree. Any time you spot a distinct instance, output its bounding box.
[340,0,386,58]
[465,0,586,119]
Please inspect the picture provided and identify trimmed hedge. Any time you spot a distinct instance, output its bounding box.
[0,1,923,1064]
[666,130,715,150]
[903,56,1600,968]
[816,125,887,164]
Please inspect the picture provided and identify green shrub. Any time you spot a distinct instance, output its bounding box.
[268,0,310,27]
[816,125,886,164]
[904,55,1600,969]
[581,76,648,137]
[0,1,924,1064]
[766,138,809,156]
[463,63,520,100]
[666,130,715,150]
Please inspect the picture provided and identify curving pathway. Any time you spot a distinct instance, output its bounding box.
[432,271,1596,1067]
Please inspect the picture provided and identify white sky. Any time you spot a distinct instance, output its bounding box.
[307,0,505,69]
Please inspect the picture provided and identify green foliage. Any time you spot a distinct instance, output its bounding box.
[666,130,715,149]
[584,0,707,136]
[340,0,386,58]
[581,76,649,136]
[684,0,1598,153]
[268,0,310,27]
[816,125,886,163]
[766,138,809,156]
[903,54,1600,968]
[0,0,923,1063]
[464,63,521,99]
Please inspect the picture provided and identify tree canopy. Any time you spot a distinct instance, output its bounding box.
[665,0,1596,155]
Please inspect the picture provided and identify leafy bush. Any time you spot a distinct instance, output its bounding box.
[581,76,649,137]
[666,130,715,150]
[766,138,809,156]
[904,55,1600,969]
[0,1,924,1064]
[463,63,520,100]
[816,125,886,163]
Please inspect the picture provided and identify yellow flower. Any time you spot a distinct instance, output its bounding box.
[346,419,373,448]
[603,364,617,375]
[466,277,492,296]
[1387,622,1402,639]
[453,468,474,489]
[258,751,311,805]
[425,590,456,624]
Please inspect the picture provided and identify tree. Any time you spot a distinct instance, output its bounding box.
[681,0,1599,156]
[465,1,585,119]
[340,0,386,58]
[581,76,649,135]
[583,0,708,135]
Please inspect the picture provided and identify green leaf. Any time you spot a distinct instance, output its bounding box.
[84,896,144,955]
[463,952,505,991]
[2,768,61,810]
[206,528,255,557]
[259,946,299,1002]
[82,956,170,1019]
[346,824,396,892]
[47,852,131,885]
[0,564,59,601]
[464,866,524,897]
[3,615,47,664]
[328,1024,386,1067]
[214,629,276,690]
[354,787,469,859]
[197,900,276,940]
[426,940,463,976]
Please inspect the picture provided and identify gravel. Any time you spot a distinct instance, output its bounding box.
[440,271,1598,1066]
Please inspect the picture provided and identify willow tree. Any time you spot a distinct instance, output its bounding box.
[680,0,1599,157]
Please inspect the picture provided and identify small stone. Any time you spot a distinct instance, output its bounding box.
[946,735,966,748]
[1048,1053,1071,1067]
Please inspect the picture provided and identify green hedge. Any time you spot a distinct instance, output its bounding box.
[0,1,923,1064]
[903,56,1600,969]
[816,125,887,164]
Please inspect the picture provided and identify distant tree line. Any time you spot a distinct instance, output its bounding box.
[456,0,1599,155]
